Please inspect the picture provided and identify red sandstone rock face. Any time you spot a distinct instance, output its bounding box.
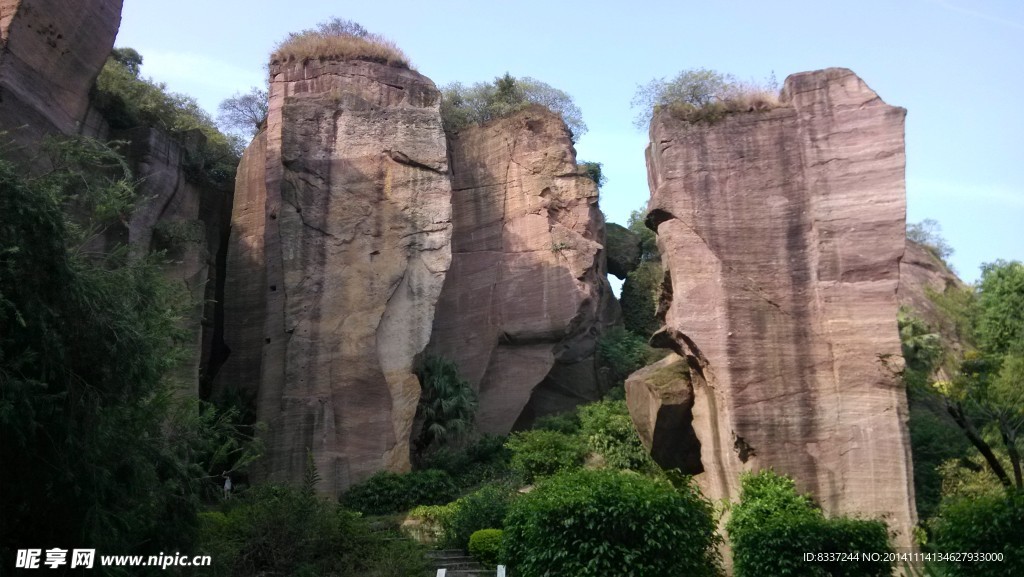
[219,60,453,494]
[429,106,616,433]
[637,68,917,547]
[0,0,121,145]
[898,239,966,351]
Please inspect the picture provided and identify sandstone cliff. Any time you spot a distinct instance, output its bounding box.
[898,238,966,350]
[634,68,917,546]
[428,105,617,433]
[217,59,453,494]
[0,0,121,147]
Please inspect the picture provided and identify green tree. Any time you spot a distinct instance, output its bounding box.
[907,218,954,261]
[929,489,1024,577]
[414,356,477,456]
[632,68,778,128]
[440,74,587,140]
[503,469,721,577]
[0,140,254,566]
[505,429,586,483]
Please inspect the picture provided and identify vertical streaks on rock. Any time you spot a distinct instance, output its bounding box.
[232,60,452,494]
[639,68,916,546]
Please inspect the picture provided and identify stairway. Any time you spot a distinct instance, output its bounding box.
[426,549,499,577]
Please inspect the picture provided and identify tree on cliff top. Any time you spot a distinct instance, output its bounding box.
[632,68,780,128]
[440,73,587,141]
[272,17,409,68]
[218,86,269,137]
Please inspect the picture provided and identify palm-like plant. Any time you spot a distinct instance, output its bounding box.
[415,356,477,454]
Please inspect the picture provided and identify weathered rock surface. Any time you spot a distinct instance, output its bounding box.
[625,353,702,473]
[0,0,122,147]
[429,105,616,433]
[86,127,233,395]
[605,222,641,279]
[637,68,916,546]
[220,59,453,494]
[898,239,966,350]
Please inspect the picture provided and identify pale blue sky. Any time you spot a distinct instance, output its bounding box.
[116,0,1023,282]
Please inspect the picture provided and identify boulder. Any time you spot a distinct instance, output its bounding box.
[637,68,916,547]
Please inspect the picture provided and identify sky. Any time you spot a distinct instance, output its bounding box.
[115,0,1023,282]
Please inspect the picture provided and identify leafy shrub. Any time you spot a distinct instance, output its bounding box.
[440,73,586,140]
[198,484,429,577]
[633,68,780,128]
[92,50,241,185]
[468,529,504,568]
[621,261,664,338]
[415,355,478,456]
[578,400,655,472]
[341,470,459,515]
[503,469,721,577]
[929,490,1024,576]
[405,502,459,544]
[419,434,512,488]
[907,218,954,261]
[727,470,893,577]
[598,325,661,386]
[505,429,586,483]
[533,411,581,434]
[441,483,516,550]
[272,17,409,68]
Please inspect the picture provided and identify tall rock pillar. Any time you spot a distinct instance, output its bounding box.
[638,68,916,546]
[219,58,453,494]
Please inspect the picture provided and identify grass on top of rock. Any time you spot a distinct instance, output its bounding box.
[272,17,410,68]
[633,68,781,127]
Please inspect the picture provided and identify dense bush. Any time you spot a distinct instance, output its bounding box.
[505,429,586,483]
[503,469,720,577]
[468,529,504,568]
[0,141,255,566]
[578,400,654,471]
[341,470,459,515]
[92,49,241,185]
[441,483,516,550]
[929,490,1024,576]
[272,17,409,68]
[533,410,581,434]
[440,73,586,140]
[419,434,512,488]
[598,325,661,387]
[198,484,429,577]
[727,471,893,577]
[621,261,664,338]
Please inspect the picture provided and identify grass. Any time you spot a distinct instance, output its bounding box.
[272,33,410,68]
[665,84,782,123]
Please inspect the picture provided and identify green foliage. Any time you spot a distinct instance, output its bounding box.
[468,529,504,568]
[598,325,661,387]
[929,489,1024,576]
[272,17,409,68]
[533,410,581,434]
[418,434,513,488]
[632,68,779,128]
[92,48,242,185]
[627,208,659,262]
[440,73,587,140]
[503,469,721,577]
[727,471,893,577]
[578,400,654,471]
[976,260,1024,356]
[505,429,586,483]
[441,483,516,550]
[415,355,477,455]
[578,160,606,189]
[621,261,664,338]
[0,141,256,566]
[908,218,954,261]
[909,403,972,520]
[899,309,944,375]
[198,484,429,577]
[341,470,460,515]
[406,502,459,543]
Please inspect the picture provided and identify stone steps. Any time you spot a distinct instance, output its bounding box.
[427,549,501,576]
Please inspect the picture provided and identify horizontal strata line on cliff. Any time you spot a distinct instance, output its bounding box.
[385,149,445,174]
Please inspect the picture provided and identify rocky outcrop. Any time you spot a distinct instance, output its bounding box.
[637,68,916,546]
[898,239,966,348]
[605,222,641,279]
[0,0,122,147]
[218,59,453,494]
[625,353,702,473]
[429,105,616,433]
